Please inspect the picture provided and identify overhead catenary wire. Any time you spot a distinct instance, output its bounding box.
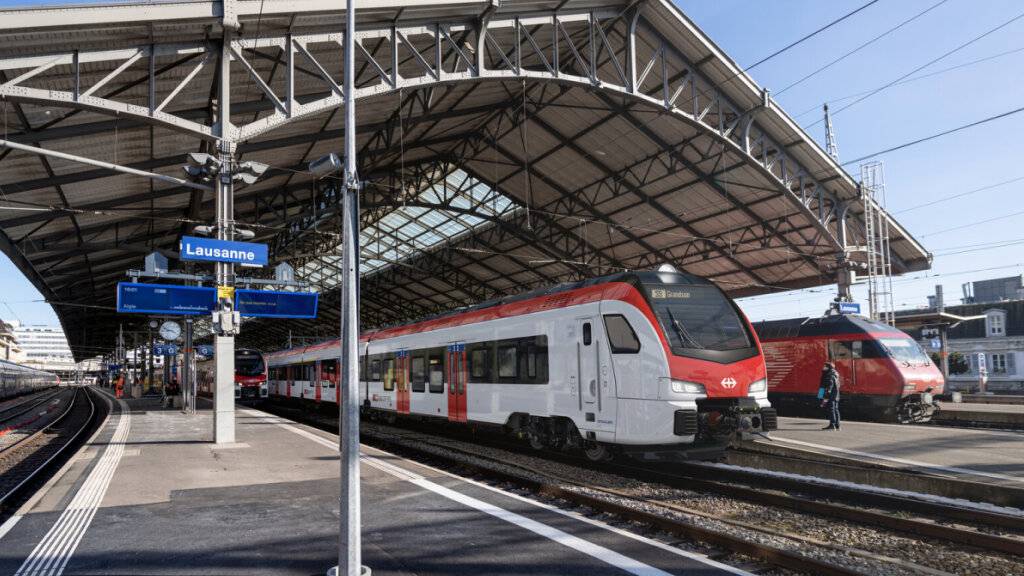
[840,104,1024,166]
[774,0,950,96]
[807,9,1024,127]
[792,44,1024,119]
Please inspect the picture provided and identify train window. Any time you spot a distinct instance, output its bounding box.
[428,351,445,393]
[370,358,381,381]
[583,323,592,346]
[321,360,338,388]
[383,357,395,391]
[518,336,549,384]
[604,315,641,354]
[411,356,426,393]
[829,341,853,360]
[469,344,491,382]
[497,345,517,379]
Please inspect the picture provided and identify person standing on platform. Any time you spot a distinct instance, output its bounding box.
[819,362,841,430]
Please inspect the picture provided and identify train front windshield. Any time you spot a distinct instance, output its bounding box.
[236,352,266,376]
[644,284,752,354]
[878,338,932,366]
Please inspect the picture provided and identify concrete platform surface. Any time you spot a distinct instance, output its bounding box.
[0,388,748,576]
[938,402,1024,413]
[763,416,1024,485]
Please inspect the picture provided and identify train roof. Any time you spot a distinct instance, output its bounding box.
[268,269,713,361]
[0,358,58,376]
[363,270,712,338]
[752,314,907,340]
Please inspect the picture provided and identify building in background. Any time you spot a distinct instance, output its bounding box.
[3,320,77,374]
[905,276,1024,393]
[0,320,25,363]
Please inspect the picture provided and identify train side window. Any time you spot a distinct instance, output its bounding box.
[603,314,641,354]
[321,359,338,388]
[411,355,426,393]
[427,350,445,393]
[518,336,548,384]
[497,344,517,379]
[469,344,491,382]
[383,357,395,391]
[583,322,592,346]
[829,341,853,360]
[370,358,381,381]
[858,340,884,359]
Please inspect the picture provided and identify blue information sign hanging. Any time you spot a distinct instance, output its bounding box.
[838,302,861,315]
[234,289,318,319]
[180,235,268,266]
[117,282,216,315]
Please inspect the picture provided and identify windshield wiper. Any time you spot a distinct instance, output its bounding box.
[666,308,704,349]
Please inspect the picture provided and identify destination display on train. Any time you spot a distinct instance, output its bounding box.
[116,282,217,315]
[234,289,318,319]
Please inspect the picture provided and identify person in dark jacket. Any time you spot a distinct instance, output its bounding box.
[819,362,841,430]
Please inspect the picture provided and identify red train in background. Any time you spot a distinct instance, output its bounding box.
[752,315,944,423]
[196,348,268,403]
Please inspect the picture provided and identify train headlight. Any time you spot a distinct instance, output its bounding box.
[671,380,706,395]
[748,379,767,393]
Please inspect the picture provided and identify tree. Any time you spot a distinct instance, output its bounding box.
[931,351,968,374]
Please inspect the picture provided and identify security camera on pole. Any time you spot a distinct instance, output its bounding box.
[181,150,268,444]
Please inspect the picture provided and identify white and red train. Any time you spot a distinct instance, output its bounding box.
[197,348,268,403]
[753,315,944,422]
[266,270,777,460]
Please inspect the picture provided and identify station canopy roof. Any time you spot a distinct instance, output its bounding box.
[0,0,932,359]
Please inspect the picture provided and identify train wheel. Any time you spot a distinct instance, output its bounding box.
[583,442,613,462]
[528,434,545,450]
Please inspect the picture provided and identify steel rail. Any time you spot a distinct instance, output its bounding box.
[0,389,64,426]
[0,388,98,508]
[0,389,78,455]
[262,401,1024,560]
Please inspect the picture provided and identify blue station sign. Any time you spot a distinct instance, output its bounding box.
[153,344,180,356]
[837,302,861,315]
[234,289,318,319]
[180,236,268,266]
[117,282,217,315]
[195,345,214,357]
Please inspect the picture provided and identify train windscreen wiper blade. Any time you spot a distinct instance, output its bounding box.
[666,308,704,349]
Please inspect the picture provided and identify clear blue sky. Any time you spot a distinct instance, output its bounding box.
[3,0,1024,326]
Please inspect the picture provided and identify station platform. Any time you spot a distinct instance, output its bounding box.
[760,416,1024,482]
[933,401,1024,428]
[0,388,749,576]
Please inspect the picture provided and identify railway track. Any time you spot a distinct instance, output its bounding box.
[0,389,64,429]
[259,400,1024,575]
[0,387,100,514]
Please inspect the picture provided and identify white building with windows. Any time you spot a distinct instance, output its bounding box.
[905,277,1024,393]
[0,320,25,363]
[2,320,77,374]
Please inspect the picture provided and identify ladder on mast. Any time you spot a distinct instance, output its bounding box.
[860,161,895,325]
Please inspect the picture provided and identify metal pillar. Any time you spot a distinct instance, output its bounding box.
[148,325,155,392]
[334,0,367,575]
[936,285,950,377]
[183,318,193,413]
[213,30,236,444]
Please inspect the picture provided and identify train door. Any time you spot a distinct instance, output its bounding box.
[396,350,410,414]
[829,340,856,393]
[314,361,322,404]
[577,318,601,418]
[286,365,293,398]
[446,343,467,422]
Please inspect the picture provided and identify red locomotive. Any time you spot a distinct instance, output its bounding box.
[752,315,944,423]
[196,348,268,403]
